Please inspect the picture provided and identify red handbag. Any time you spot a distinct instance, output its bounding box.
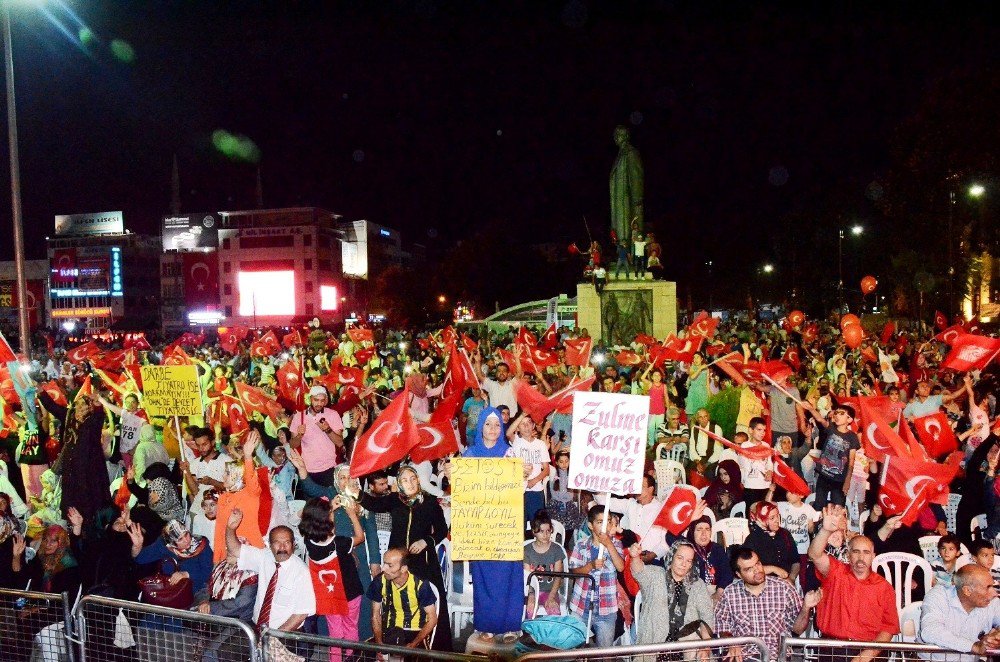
[138,559,194,610]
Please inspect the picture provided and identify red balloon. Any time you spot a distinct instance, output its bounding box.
[860,275,878,296]
[840,314,860,331]
[788,310,805,328]
[843,323,864,349]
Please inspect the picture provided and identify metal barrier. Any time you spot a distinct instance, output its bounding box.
[260,627,487,662]
[779,636,974,662]
[515,635,770,662]
[0,587,74,662]
[72,595,257,662]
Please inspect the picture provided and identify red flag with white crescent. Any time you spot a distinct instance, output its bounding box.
[692,425,773,460]
[443,344,479,399]
[912,412,958,458]
[66,341,100,365]
[411,418,460,464]
[687,314,720,340]
[346,327,373,344]
[878,454,957,525]
[772,454,810,497]
[235,381,286,422]
[276,361,304,408]
[933,325,966,345]
[934,311,948,331]
[460,334,478,354]
[282,329,306,349]
[857,399,910,462]
[653,486,698,535]
[350,388,421,478]
[308,554,350,616]
[515,326,537,347]
[564,337,593,367]
[540,324,558,350]
[940,334,1000,373]
[615,350,643,367]
[781,345,801,372]
[40,381,68,407]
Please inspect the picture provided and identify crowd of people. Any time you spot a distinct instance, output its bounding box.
[0,309,998,660]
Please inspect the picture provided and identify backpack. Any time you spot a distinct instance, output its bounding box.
[515,615,589,654]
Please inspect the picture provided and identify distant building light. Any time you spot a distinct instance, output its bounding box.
[379,229,391,237]
[188,310,225,325]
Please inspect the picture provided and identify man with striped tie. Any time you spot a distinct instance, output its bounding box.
[226,508,315,633]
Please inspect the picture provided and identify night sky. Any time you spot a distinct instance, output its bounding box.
[2,1,997,293]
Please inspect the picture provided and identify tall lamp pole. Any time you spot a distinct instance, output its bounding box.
[838,225,864,321]
[2,1,30,359]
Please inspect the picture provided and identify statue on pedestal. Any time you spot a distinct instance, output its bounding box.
[609,125,644,247]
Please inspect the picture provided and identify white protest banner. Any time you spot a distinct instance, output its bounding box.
[568,391,648,496]
[119,410,145,454]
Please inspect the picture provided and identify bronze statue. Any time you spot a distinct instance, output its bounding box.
[609,125,644,246]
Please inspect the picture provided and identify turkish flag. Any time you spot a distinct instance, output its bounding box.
[417,338,431,351]
[934,311,948,331]
[564,337,593,367]
[934,325,966,345]
[182,252,220,308]
[801,323,819,343]
[93,349,127,372]
[74,375,94,402]
[773,454,810,496]
[249,341,271,359]
[283,329,306,349]
[522,344,558,369]
[879,453,957,525]
[40,381,68,407]
[941,334,1000,372]
[860,346,878,365]
[615,350,643,366]
[881,322,896,345]
[347,327,373,344]
[516,326,538,347]
[460,333,478,354]
[443,344,479,399]
[514,377,595,421]
[661,334,704,363]
[705,342,731,357]
[757,360,793,384]
[276,361,304,408]
[163,345,193,366]
[259,330,282,355]
[331,366,365,389]
[411,415,461,464]
[634,333,658,347]
[123,333,151,351]
[912,412,958,458]
[898,418,929,461]
[66,341,100,365]
[219,326,249,354]
[349,388,421,478]
[308,554,351,616]
[688,314,720,340]
[692,425,773,460]
[440,326,457,347]
[217,394,249,436]
[546,376,596,416]
[235,381,285,422]
[857,398,910,462]
[354,347,375,365]
[653,486,698,535]
[715,353,751,385]
[782,345,801,372]
[540,324,558,350]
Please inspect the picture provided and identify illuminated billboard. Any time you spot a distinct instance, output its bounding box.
[162,213,220,251]
[341,220,369,279]
[238,271,295,316]
[54,211,123,236]
[320,285,338,311]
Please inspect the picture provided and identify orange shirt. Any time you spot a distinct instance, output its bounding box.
[213,458,264,563]
[815,556,899,640]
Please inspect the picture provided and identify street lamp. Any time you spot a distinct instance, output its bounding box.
[838,225,864,318]
[762,263,774,274]
[2,1,30,358]
[969,183,986,198]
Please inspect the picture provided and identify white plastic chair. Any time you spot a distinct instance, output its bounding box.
[525,519,566,547]
[669,444,688,463]
[729,501,747,518]
[872,552,934,612]
[448,559,474,636]
[919,535,943,565]
[523,540,569,618]
[654,459,687,488]
[944,493,961,533]
[897,600,922,643]
[712,517,750,546]
[436,539,451,593]
[971,514,988,540]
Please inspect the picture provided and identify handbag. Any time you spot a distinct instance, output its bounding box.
[138,558,194,609]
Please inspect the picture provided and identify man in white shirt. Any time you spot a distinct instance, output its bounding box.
[473,355,519,415]
[740,417,774,507]
[508,413,551,522]
[226,508,315,633]
[597,474,669,559]
[919,564,1000,661]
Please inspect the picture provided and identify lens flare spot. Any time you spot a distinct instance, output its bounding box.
[110,39,135,64]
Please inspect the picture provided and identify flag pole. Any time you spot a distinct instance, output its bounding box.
[761,373,804,406]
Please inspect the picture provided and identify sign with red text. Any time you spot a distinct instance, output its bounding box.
[569,391,648,496]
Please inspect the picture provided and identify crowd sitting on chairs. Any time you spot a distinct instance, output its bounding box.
[0,313,997,660]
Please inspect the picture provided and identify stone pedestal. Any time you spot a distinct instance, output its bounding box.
[577,278,677,345]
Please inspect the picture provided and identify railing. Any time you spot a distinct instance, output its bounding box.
[260,627,486,662]
[0,587,74,662]
[72,594,257,662]
[779,636,976,662]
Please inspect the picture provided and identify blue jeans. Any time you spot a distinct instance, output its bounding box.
[580,604,617,647]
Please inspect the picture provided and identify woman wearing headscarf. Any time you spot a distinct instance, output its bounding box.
[703,459,743,519]
[685,515,733,598]
[628,538,715,658]
[128,519,214,602]
[743,501,799,584]
[37,389,112,522]
[0,494,23,588]
[463,407,522,643]
[66,505,139,599]
[349,463,452,651]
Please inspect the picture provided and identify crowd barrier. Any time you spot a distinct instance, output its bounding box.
[0,588,988,662]
[259,627,486,662]
[778,636,976,662]
[0,587,74,662]
[71,594,256,662]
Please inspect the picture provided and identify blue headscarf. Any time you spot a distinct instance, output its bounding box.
[463,406,509,458]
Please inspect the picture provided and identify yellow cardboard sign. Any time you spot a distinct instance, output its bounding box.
[140,365,202,417]
[450,458,524,561]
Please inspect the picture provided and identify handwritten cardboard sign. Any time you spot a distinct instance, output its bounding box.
[569,391,648,496]
[451,457,524,561]
[140,365,202,417]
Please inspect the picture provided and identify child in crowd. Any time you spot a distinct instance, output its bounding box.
[931,534,962,587]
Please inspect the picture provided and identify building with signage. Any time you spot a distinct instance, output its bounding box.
[0,259,49,333]
[46,211,162,334]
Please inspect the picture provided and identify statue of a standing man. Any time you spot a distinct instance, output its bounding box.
[609,125,644,246]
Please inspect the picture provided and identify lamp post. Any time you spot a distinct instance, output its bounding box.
[705,260,713,310]
[1,0,30,358]
[838,224,863,319]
